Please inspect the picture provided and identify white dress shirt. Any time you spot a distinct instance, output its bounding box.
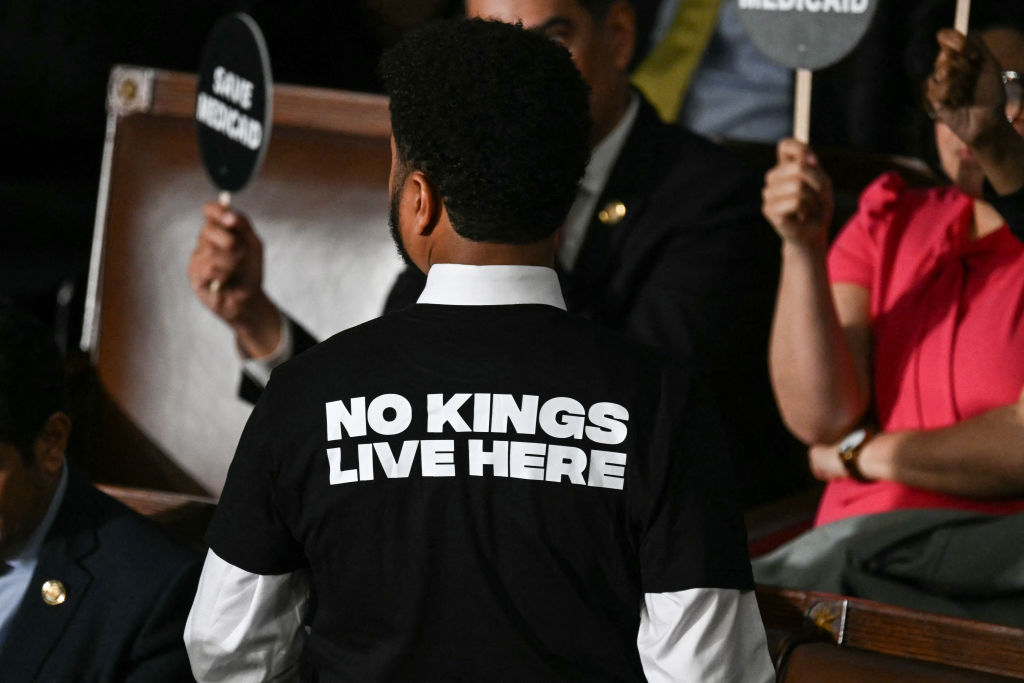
[187,264,774,683]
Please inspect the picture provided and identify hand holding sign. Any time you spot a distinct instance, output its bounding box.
[196,13,272,295]
[187,202,283,358]
[190,13,282,358]
[927,28,1009,146]
[925,22,1024,200]
[761,139,834,248]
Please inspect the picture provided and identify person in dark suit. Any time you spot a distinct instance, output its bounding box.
[0,300,200,682]
[188,0,812,507]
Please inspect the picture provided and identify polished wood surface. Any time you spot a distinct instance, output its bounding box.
[87,67,402,494]
[149,69,391,136]
[781,641,1019,682]
[757,584,1024,680]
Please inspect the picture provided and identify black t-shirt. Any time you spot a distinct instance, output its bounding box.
[209,303,752,682]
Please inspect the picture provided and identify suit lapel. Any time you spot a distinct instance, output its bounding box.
[0,470,97,680]
[566,97,672,315]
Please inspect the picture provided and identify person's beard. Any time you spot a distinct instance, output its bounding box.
[388,175,416,269]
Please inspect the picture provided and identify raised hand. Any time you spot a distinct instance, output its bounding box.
[926,28,1008,146]
[187,202,281,358]
[762,138,834,249]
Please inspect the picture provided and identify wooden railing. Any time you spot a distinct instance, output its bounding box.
[758,584,1024,681]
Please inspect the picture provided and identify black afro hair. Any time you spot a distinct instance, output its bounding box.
[380,18,592,244]
[0,299,66,464]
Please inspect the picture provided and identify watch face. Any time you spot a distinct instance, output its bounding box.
[839,428,867,453]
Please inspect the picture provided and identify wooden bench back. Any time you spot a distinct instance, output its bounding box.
[98,483,216,550]
[82,67,402,494]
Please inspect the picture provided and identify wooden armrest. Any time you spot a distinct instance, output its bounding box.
[780,641,1019,682]
[756,584,1024,679]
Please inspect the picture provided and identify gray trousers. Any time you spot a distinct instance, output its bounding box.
[753,508,1024,627]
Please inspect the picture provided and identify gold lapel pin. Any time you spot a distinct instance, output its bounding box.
[598,200,627,226]
[41,579,67,606]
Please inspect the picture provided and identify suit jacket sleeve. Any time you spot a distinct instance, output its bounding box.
[238,316,318,404]
[125,556,202,682]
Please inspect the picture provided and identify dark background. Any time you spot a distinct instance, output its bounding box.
[0,1,459,334]
[0,0,989,339]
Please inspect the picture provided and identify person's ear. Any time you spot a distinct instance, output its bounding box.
[406,170,441,237]
[33,412,70,477]
[604,1,637,72]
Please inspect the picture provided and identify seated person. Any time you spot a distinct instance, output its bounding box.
[184,18,773,682]
[753,10,1024,626]
[0,300,201,681]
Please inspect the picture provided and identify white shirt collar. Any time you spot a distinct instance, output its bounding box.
[416,264,566,309]
[7,464,68,568]
[580,93,640,196]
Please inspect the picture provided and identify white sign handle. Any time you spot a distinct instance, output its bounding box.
[954,0,971,34]
[794,68,813,144]
[209,191,233,294]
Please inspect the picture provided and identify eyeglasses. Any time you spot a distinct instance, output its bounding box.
[1003,70,1022,123]
[923,69,1023,123]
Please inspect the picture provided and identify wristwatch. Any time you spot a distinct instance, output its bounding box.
[837,427,874,483]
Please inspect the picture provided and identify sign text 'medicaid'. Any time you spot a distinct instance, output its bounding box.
[739,0,869,13]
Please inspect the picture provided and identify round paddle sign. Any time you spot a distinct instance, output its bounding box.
[195,13,273,193]
[737,0,880,71]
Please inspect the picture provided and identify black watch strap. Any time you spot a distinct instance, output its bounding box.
[838,428,874,483]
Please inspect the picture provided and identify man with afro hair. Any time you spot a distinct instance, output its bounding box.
[186,18,772,683]
[189,0,809,512]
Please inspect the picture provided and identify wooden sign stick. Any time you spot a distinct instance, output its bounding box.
[954,0,971,34]
[209,190,232,294]
[794,68,812,144]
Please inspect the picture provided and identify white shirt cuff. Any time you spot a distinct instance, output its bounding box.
[185,549,308,683]
[240,313,293,388]
[638,588,774,683]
